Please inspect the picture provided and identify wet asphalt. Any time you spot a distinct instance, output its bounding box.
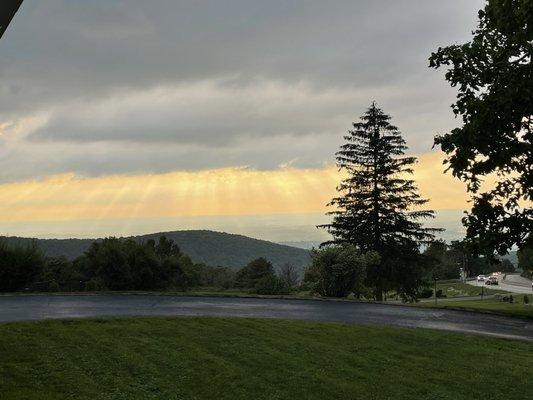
[0,295,531,341]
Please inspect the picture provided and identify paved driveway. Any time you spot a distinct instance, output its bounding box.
[0,295,531,341]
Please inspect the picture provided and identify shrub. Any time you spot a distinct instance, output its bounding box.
[39,256,85,292]
[235,258,275,289]
[79,236,201,291]
[197,265,235,288]
[47,281,61,292]
[524,295,529,305]
[255,275,288,295]
[418,288,433,299]
[85,279,106,291]
[304,245,379,298]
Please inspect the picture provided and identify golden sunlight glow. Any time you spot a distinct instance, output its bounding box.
[0,152,475,223]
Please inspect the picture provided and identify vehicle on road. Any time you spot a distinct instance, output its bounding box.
[477,275,486,282]
[486,276,499,285]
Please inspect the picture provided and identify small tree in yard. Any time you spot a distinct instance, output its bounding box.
[304,245,378,298]
[235,258,288,295]
[423,240,461,281]
[235,257,275,289]
[255,275,288,295]
[320,103,440,301]
[279,262,299,289]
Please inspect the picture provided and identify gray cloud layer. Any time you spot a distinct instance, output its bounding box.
[0,0,483,182]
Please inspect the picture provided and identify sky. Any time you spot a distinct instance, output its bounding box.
[0,0,485,241]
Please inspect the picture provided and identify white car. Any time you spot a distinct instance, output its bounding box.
[477,275,486,282]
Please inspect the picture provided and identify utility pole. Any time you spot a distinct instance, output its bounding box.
[434,278,438,306]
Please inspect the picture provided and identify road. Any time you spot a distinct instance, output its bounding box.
[0,295,531,341]
[503,274,533,292]
[468,274,533,294]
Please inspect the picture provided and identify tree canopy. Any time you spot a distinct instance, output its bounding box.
[429,0,533,255]
[321,103,438,251]
[518,236,533,276]
[0,240,44,292]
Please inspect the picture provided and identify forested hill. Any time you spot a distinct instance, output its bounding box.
[0,230,311,271]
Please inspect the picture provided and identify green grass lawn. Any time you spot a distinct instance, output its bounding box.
[176,287,314,299]
[417,295,533,318]
[0,317,531,400]
[436,281,508,297]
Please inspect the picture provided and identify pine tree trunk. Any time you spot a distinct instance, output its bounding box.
[372,124,380,251]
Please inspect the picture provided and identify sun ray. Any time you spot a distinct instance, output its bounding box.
[0,152,484,231]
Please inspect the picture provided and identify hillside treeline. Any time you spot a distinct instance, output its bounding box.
[0,230,311,271]
[0,235,521,298]
[0,237,297,294]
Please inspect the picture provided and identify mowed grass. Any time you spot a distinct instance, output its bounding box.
[418,295,533,319]
[436,281,508,297]
[1,317,531,400]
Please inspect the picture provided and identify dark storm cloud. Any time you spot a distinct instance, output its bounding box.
[0,0,484,180]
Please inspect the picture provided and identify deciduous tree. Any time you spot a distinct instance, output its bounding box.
[429,0,533,255]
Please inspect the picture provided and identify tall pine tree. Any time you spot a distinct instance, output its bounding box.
[321,103,440,300]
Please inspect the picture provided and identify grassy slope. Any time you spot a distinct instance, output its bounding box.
[1,317,531,400]
[419,281,533,318]
[417,295,533,318]
[436,281,508,297]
